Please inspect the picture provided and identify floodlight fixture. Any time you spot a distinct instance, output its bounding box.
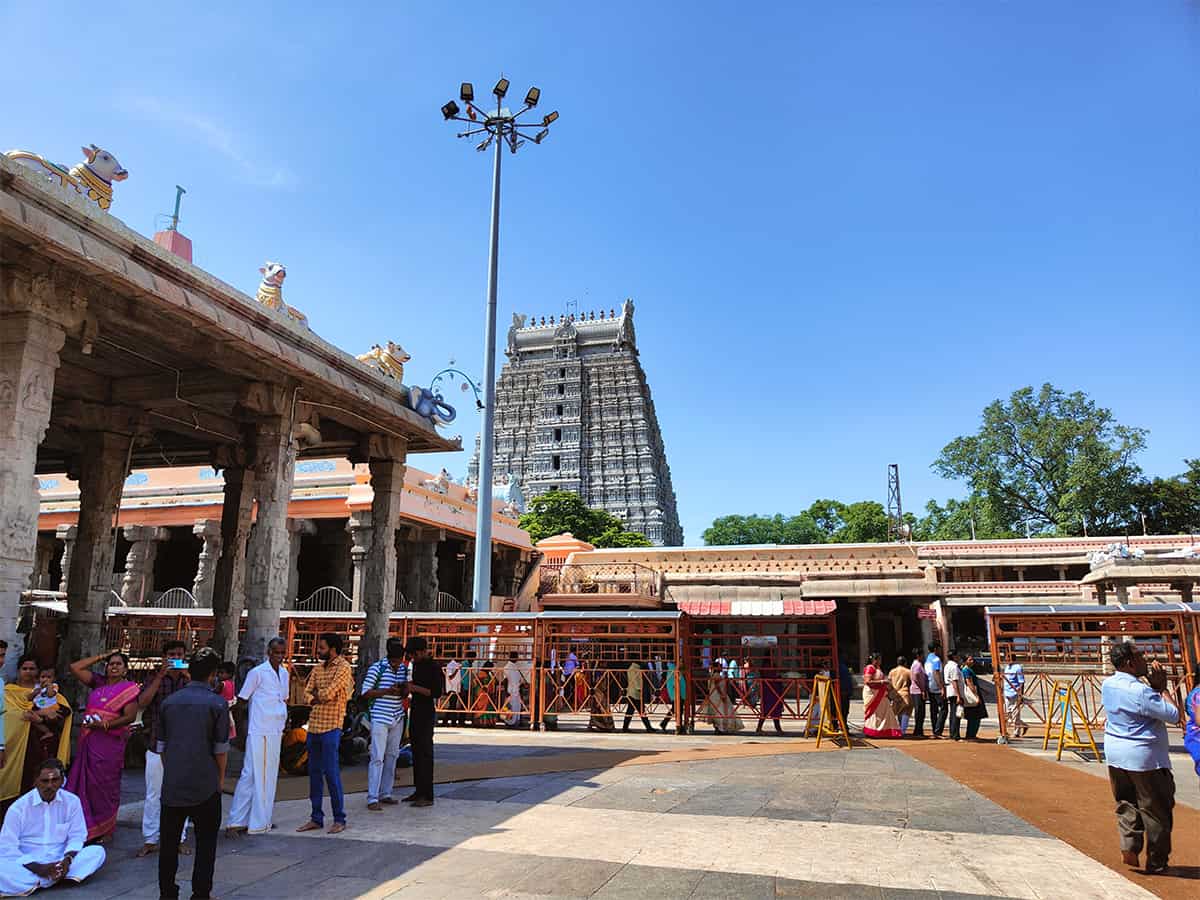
[441,75,558,613]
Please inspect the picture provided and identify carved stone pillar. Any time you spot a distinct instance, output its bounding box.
[55,525,77,593]
[403,535,439,611]
[1115,583,1129,604]
[347,512,372,613]
[120,525,169,606]
[31,534,56,591]
[1057,566,1068,582]
[324,526,353,596]
[0,310,65,676]
[241,409,298,663]
[64,431,131,665]
[852,599,871,671]
[212,460,255,662]
[361,452,406,673]
[286,519,316,608]
[192,519,222,607]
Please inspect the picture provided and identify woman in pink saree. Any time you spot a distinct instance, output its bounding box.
[861,652,902,738]
[65,650,141,842]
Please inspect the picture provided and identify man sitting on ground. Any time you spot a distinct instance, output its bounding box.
[0,758,106,895]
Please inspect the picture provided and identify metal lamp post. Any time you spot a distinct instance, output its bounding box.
[443,78,558,613]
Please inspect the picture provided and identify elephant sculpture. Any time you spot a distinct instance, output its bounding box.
[408,386,456,427]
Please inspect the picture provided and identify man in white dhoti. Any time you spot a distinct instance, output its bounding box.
[226,638,290,836]
[0,758,105,896]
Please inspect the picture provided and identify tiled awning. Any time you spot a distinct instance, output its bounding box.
[675,598,837,617]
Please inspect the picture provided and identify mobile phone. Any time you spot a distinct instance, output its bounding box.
[170,659,189,670]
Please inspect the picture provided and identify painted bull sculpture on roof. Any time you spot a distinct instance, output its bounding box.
[4,144,128,210]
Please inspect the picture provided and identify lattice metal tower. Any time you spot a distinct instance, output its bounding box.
[887,463,906,542]
[470,299,683,545]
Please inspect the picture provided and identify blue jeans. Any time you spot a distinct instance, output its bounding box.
[307,729,345,825]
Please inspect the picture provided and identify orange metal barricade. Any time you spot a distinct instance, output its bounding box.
[988,605,1198,742]
[536,613,683,731]
[400,613,539,727]
[685,616,838,731]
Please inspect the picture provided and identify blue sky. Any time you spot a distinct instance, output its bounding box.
[5,3,1197,544]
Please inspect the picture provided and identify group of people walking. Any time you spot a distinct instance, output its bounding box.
[860,644,989,740]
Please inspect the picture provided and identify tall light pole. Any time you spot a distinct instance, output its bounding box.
[443,78,559,613]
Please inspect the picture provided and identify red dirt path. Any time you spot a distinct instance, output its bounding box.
[897,740,1199,899]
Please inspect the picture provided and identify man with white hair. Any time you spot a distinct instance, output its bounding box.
[0,758,106,895]
[227,637,290,835]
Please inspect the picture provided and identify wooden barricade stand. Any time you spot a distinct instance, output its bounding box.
[1042,681,1099,762]
[803,674,852,749]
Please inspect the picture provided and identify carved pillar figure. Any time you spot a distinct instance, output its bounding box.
[64,431,131,665]
[361,453,406,673]
[0,310,65,676]
[347,512,372,613]
[286,519,317,608]
[192,519,222,607]
[1057,566,1068,582]
[55,525,78,593]
[241,413,298,663]
[120,525,169,606]
[212,463,255,662]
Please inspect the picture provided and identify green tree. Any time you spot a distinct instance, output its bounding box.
[518,490,652,546]
[829,500,890,543]
[912,494,1019,541]
[933,384,1147,535]
[702,503,890,545]
[702,513,824,546]
[592,526,654,548]
[1128,459,1200,535]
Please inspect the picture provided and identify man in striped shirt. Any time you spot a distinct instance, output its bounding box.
[360,638,408,811]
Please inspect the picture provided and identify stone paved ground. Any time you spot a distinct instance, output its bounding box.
[65,734,1151,900]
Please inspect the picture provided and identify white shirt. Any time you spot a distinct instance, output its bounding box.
[445,659,462,692]
[943,661,962,699]
[503,661,523,694]
[238,661,290,736]
[0,787,86,864]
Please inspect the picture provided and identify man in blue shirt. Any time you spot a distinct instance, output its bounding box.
[360,638,408,811]
[1101,639,1179,874]
[1002,661,1027,737]
[925,644,946,738]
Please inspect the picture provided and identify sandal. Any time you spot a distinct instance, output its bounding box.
[296,821,322,833]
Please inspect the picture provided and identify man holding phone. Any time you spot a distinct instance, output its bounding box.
[137,640,191,858]
[360,638,408,810]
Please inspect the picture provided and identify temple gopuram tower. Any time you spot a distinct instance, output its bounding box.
[472,300,682,546]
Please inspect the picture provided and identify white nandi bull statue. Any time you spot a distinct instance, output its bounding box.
[356,341,410,381]
[4,144,128,210]
[255,262,309,328]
